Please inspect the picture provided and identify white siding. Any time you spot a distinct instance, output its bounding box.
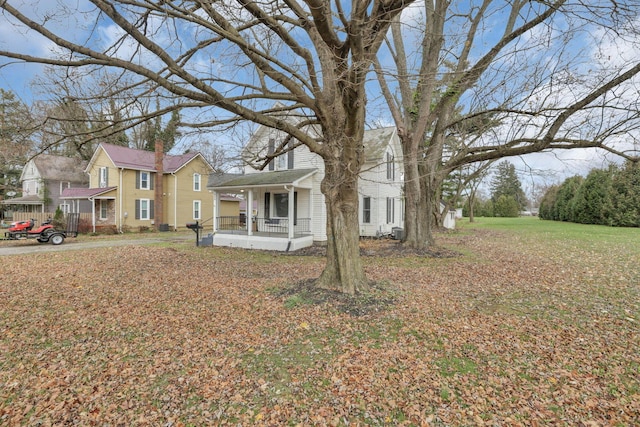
[241,123,403,241]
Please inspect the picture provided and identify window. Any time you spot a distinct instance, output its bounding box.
[386,152,395,180]
[140,171,150,190]
[274,193,289,217]
[362,197,371,224]
[277,154,287,170]
[99,167,108,188]
[135,199,153,220]
[193,173,201,191]
[99,200,108,220]
[386,197,394,224]
[135,171,154,190]
[140,199,150,220]
[193,200,201,220]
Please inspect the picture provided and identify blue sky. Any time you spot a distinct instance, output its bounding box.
[2,0,639,194]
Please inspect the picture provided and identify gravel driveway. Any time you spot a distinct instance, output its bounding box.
[0,232,195,256]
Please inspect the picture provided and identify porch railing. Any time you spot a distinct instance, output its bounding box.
[216,216,311,237]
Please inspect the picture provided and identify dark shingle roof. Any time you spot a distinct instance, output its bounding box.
[33,154,88,182]
[208,168,317,189]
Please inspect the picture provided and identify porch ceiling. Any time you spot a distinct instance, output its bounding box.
[208,168,317,191]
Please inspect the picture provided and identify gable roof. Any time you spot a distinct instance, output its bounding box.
[208,168,317,190]
[363,127,398,162]
[21,154,89,183]
[242,124,398,165]
[89,143,210,173]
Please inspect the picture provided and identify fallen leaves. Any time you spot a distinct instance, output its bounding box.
[1,226,639,425]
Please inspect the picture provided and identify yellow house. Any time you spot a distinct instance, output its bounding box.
[62,143,214,232]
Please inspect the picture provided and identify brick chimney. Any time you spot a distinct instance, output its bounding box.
[154,139,164,230]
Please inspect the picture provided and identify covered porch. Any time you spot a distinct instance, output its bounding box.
[208,169,317,251]
[60,187,117,233]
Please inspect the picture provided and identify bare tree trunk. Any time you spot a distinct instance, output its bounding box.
[419,164,438,247]
[399,133,433,250]
[467,186,475,223]
[316,158,367,295]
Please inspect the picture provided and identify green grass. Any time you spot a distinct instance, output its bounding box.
[462,216,640,246]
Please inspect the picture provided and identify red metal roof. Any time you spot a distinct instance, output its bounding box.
[100,143,200,173]
[61,187,116,199]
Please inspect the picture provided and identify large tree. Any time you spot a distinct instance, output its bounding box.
[375,0,640,249]
[0,89,34,201]
[0,0,412,294]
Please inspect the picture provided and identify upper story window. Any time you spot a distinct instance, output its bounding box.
[99,167,109,188]
[267,138,295,171]
[277,154,287,170]
[386,152,395,180]
[136,171,153,190]
[193,173,201,191]
[140,171,150,190]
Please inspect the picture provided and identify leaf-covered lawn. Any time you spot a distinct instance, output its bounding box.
[1,219,638,426]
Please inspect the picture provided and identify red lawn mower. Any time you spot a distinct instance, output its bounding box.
[4,218,67,245]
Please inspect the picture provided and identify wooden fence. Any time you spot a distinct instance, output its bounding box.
[9,212,93,225]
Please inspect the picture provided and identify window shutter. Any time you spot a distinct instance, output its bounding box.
[136,171,140,189]
[150,172,154,190]
[294,191,298,225]
[268,138,275,171]
[105,167,109,185]
[287,141,294,169]
[135,199,140,219]
[264,192,270,219]
[150,200,154,220]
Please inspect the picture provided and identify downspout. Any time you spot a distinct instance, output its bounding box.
[119,168,124,233]
[172,172,177,231]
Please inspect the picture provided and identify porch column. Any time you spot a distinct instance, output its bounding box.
[288,185,294,239]
[213,191,220,232]
[89,197,96,233]
[247,190,254,236]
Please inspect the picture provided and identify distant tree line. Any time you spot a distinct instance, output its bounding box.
[539,162,640,227]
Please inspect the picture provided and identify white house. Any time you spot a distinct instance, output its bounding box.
[207,125,405,251]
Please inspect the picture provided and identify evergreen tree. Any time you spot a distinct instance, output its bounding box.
[539,184,560,220]
[609,162,640,227]
[143,109,181,152]
[493,194,520,217]
[490,161,527,210]
[572,167,613,225]
[554,176,583,222]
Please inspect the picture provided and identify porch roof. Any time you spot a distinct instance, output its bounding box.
[0,195,43,205]
[208,168,317,191]
[60,187,117,199]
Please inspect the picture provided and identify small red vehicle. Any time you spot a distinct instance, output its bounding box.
[4,218,67,245]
